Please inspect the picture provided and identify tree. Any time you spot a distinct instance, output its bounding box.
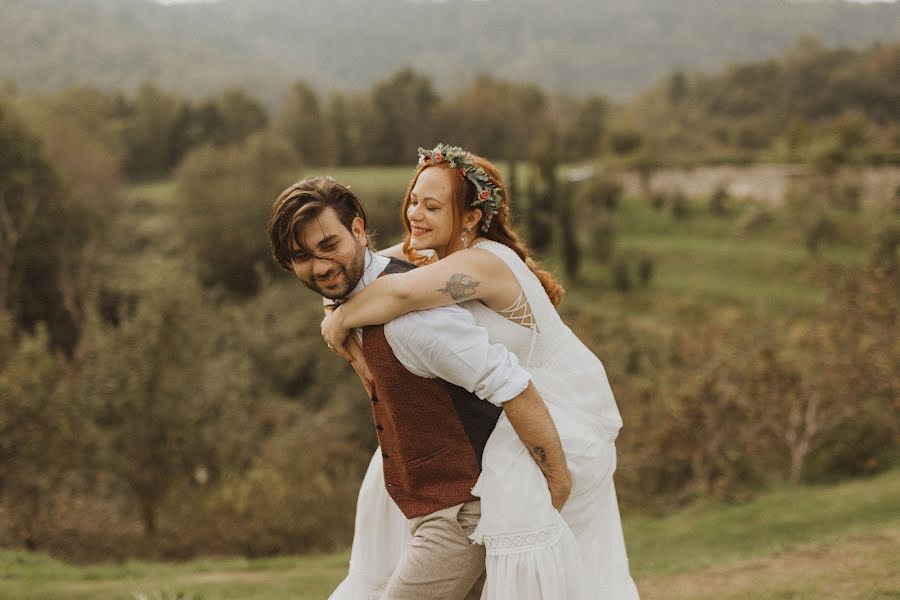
[558,181,581,280]
[562,96,608,160]
[0,321,82,549]
[120,83,187,178]
[77,276,256,535]
[176,132,298,295]
[367,68,437,164]
[0,104,57,316]
[278,80,333,166]
[211,88,268,147]
[528,131,560,253]
[26,105,121,357]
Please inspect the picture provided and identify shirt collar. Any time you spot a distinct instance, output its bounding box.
[346,249,389,299]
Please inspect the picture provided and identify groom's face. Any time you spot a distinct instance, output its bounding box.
[290,207,367,299]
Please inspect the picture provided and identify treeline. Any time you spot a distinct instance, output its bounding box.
[619,38,900,167]
[4,39,897,186]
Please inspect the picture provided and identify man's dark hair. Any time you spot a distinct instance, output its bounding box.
[267,176,368,270]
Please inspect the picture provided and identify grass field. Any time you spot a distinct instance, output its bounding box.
[3,469,898,599]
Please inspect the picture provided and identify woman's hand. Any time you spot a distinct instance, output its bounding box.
[321,306,352,360]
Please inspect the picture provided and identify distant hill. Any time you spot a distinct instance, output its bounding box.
[1,0,898,101]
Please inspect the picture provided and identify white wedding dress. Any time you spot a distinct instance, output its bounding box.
[329,240,639,600]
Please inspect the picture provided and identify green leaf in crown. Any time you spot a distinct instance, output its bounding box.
[416,143,502,232]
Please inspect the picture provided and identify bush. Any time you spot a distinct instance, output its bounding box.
[804,213,839,255]
[734,204,775,237]
[637,253,655,287]
[832,179,862,213]
[590,214,616,264]
[578,175,622,212]
[668,191,690,220]
[612,256,632,292]
[708,186,731,215]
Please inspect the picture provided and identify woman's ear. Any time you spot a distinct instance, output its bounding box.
[465,208,483,231]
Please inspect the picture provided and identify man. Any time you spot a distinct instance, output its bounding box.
[267,176,570,600]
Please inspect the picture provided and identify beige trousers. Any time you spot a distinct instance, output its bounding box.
[380,501,486,600]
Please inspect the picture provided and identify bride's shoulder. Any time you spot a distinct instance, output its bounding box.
[471,239,526,267]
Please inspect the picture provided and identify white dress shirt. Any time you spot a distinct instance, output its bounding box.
[347,251,531,406]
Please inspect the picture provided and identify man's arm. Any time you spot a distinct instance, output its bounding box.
[385,306,571,510]
[503,381,571,510]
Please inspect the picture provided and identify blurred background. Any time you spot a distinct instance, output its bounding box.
[0,0,898,598]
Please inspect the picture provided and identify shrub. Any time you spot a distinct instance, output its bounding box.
[734,204,775,237]
[668,191,690,220]
[578,175,622,212]
[591,214,616,264]
[804,213,839,255]
[708,186,730,215]
[612,256,632,292]
[637,253,655,287]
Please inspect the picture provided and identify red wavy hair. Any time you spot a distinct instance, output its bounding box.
[400,152,565,306]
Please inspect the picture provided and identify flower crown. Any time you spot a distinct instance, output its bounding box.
[417,143,502,232]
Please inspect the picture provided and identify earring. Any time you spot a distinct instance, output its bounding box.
[460,226,471,248]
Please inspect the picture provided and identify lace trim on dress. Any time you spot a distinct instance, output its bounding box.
[482,522,564,556]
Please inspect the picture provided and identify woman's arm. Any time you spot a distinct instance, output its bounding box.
[321,247,507,349]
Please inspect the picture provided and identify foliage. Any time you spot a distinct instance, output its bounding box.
[0,100,115,355]
[75,275,258,535]
[175,133,298,296]
[0,321,82,549]
[619,41,900,167]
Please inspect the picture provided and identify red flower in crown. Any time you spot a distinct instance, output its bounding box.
[433,151,444,163]
[459,167,467,177]
[478,189,491,201]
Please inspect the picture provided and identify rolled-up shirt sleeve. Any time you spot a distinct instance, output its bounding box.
[384,306,531,406]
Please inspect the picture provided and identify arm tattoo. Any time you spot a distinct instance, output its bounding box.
[436,274,480,301]
[530,446,550,476]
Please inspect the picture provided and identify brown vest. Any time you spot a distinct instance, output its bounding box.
[360,259,502,518]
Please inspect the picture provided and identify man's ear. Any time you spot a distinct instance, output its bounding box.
[351,216,368,247]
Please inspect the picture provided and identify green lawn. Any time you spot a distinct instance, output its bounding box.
[4,470,899,600]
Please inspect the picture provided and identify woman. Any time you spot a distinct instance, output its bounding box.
[325,144,638,600]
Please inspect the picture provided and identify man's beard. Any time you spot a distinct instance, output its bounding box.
[303,242,366,300]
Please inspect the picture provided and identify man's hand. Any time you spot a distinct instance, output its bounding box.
[502,382,572,512]
[322,305,352,360]
[547,471,572,512]
[344,336,374,396]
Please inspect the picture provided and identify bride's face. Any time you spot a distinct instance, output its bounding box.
[406,167,457,254]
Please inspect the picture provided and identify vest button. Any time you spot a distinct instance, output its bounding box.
[387,483,394,487]
[371,396,379,403]
[382,452,390,459]
[376,425,384,431]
